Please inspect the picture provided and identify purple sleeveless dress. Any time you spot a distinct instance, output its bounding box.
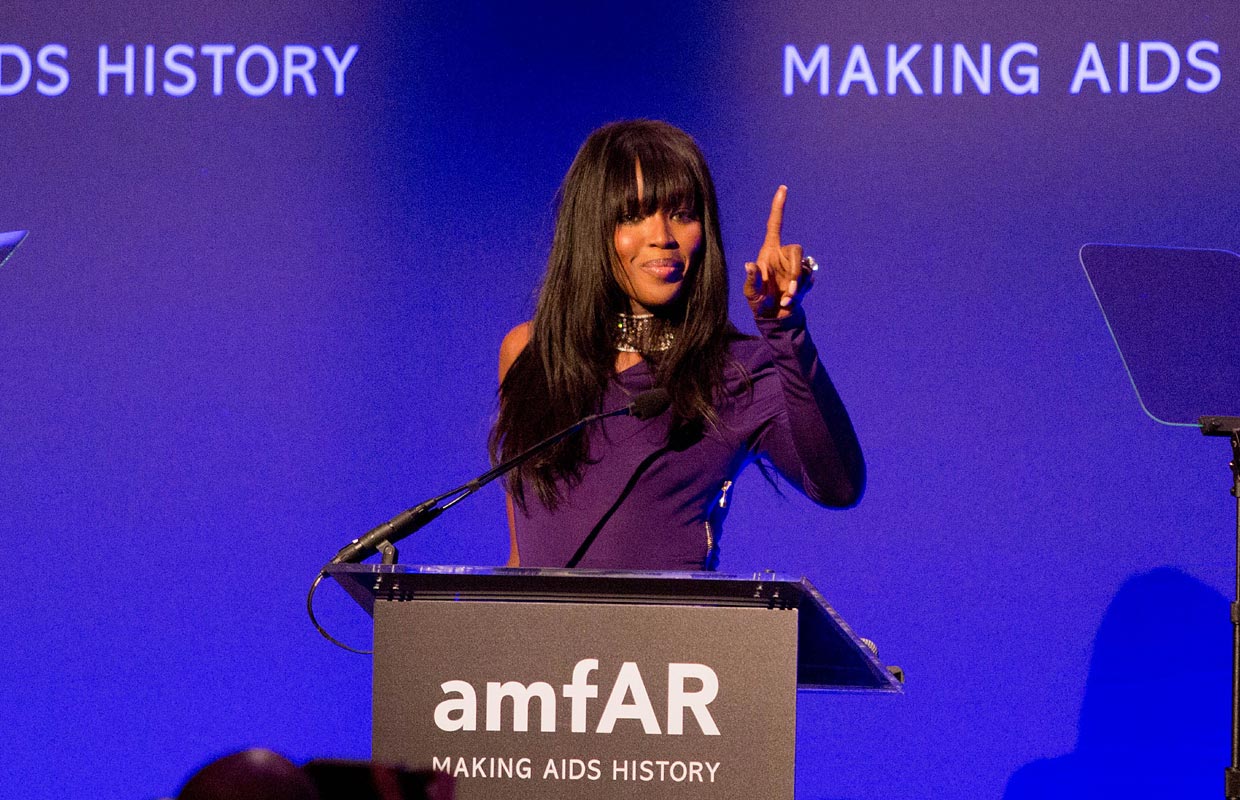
[513,309,860,570]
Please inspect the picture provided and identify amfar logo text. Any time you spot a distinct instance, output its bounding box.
[434,659,720,735]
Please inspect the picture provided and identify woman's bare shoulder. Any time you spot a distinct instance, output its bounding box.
[499,322,532,381]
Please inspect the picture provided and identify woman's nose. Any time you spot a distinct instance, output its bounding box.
[646,212,678,247]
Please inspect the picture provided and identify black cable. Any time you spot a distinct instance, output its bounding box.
[306,570,372,655]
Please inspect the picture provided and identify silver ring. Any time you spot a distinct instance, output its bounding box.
[801,256,819,272]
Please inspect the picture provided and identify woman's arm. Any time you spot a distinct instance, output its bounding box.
[498,322,531,566]
[750,310,865,507]
[742,186,864,507]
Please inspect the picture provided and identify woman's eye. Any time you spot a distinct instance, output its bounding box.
[672,209,698,222]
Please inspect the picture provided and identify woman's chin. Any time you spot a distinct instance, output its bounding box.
[629,291,686,316]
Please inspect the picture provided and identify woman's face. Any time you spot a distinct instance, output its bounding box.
[612,161,703,314]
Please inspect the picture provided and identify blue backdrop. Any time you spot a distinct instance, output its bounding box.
[1,1,1235,798]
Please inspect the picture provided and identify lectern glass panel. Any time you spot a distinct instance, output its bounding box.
[325,564,902,692]
[0,230,28,270]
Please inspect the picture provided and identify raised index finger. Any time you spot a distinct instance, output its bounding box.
[764,184,787,247]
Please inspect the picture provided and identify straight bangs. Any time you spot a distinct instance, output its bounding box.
[603,135,704,225]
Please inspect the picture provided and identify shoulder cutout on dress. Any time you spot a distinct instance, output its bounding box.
[499,322,532,382]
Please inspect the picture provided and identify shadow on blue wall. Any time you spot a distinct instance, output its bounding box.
[1005,567,1228,799]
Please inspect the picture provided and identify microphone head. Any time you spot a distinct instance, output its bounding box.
[629,388,671,420]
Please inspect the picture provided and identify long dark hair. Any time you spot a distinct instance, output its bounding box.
[491,120,741,510]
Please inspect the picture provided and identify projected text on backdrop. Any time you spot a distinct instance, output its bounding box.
[0,43,359,97]
[784,40,1221,96]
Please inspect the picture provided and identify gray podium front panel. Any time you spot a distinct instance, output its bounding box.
[373,599,797,799]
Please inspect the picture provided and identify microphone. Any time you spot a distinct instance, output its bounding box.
[629,388,670,420]
[327,388,671,565]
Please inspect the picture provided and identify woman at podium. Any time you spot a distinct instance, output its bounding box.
[491,120,864,571]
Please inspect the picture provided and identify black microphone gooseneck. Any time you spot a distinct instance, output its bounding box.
[327,387,671,566]
[307,387,671,653]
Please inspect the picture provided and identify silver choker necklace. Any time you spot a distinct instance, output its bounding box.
[613,312,675,353]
